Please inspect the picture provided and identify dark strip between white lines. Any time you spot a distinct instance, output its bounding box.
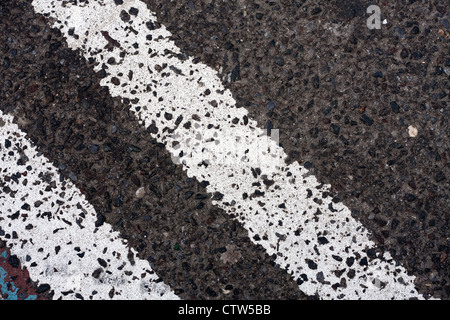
[25,0,428,299]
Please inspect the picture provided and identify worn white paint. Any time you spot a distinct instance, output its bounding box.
[0,111,178,300]
[30,0,426,299]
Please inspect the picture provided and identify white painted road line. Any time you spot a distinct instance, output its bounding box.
[32,0,426,299]
[0,111,178,300]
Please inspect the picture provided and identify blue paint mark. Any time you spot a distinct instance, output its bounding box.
[0,251,37,300]
[0,266,19,300]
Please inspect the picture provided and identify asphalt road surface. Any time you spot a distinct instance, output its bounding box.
[0,0,448,301]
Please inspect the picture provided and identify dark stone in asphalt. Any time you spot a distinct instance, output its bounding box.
[230,64,240,82]
[330,123,340,135]
[266,100,276,111]
[443,19,450,29]
[274,56,285,66]
[373,71,383,78]
[411,26,420,35]
[89,144,100,154]
[390,101,401,113]
[360,114,374,126]
[306,259,318,270]
[35,284,51,294]
[311,7,322,15]
[395,27,406,39]
[7,254,20,268]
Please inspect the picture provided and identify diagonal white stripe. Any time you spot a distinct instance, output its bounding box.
[31,0,428,299]
[0,111,178,300]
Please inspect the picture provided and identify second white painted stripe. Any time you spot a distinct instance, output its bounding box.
[32,0,425,299]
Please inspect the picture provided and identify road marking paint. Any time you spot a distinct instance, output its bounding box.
[32,0,426,299]
[0,111,178,300]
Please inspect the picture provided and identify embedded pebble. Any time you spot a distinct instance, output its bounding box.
[408,125,418,137]
[135,186,146,198]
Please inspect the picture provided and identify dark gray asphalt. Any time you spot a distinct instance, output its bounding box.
[143,0,449,299]
[0,0,448,300]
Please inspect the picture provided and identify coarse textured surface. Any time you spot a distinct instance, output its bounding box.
[28,0,426,299]
[0,0,448,300]
[141,0,450,299]
[0,0,305,300]
[0,111,178,300]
